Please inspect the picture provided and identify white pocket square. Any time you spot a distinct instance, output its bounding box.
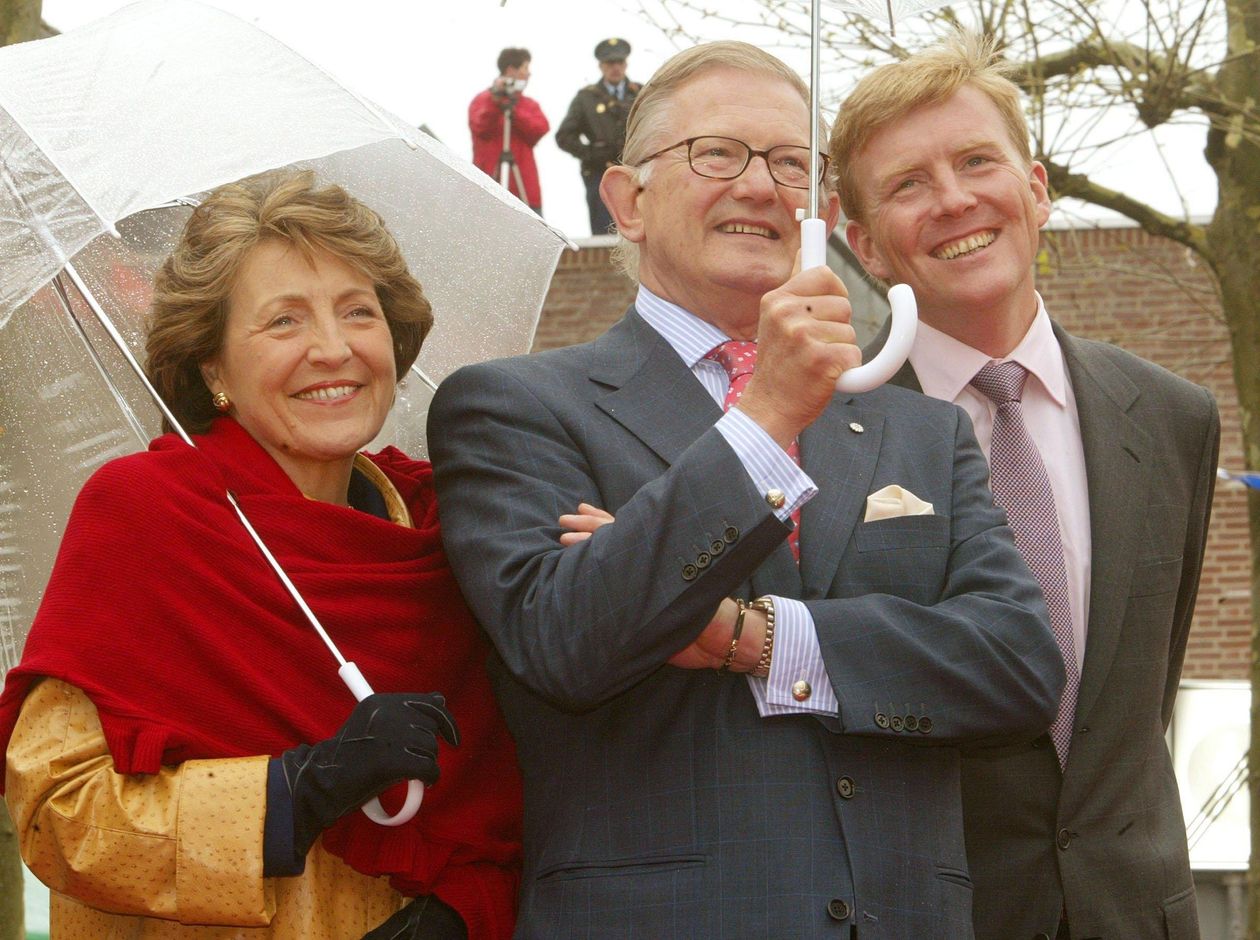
[864,484,934,522]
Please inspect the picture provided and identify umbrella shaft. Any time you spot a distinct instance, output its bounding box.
[809,0,822,222]
[50,276,150,446]
[225,490,348,666]
[62,263,194,448]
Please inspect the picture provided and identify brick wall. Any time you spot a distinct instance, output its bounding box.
[532,226,1252,679]
[532,239,636,351]
[1036,225,1250,679]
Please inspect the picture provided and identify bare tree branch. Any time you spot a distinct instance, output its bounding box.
[1042,157,1210,255]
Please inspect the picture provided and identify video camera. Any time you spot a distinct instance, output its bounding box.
[493,77,528,97]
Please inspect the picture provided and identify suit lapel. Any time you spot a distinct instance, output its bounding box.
[1057,325,1150,724]
[796,398,885,599]
[883,320,1149,724]
[592,310,722,466]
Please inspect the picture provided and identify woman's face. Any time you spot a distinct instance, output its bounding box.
[200,240,397,489]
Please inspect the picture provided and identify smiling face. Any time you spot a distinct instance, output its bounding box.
[619,67,835,336]
[845,85,1051,354]
[200,240,397,500]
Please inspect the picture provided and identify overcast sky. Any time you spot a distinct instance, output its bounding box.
[42,0,1218,237]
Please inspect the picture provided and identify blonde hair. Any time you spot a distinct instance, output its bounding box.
[612,41,820,280]
[146,170,432,433]
[829,31,1031,222]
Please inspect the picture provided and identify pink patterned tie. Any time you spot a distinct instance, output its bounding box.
[971,361,1080,768]
[706,341,801,561]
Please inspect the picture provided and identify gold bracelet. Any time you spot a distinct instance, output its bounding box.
[749,596,775,677]
[719,599,748,675]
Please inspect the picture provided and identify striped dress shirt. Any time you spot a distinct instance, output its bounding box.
[635,285,839,716]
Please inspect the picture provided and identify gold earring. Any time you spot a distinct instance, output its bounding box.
[212,391,231,412]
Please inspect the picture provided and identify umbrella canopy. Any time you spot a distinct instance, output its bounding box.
[0,0,570,675]
[826,0,952,33]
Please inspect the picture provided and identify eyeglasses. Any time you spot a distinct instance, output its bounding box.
[636,136,829,189]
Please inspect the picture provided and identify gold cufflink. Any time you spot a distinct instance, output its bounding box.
[765,489,786,509]
[792,679,812,701]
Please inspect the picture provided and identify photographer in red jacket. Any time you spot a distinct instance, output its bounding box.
[468,47,549,214]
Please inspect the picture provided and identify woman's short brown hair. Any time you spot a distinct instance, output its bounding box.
[145,169,432,433]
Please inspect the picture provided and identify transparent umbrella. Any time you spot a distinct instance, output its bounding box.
[0,0,570,817]
[799,0,950,392]
[826,0,952,33]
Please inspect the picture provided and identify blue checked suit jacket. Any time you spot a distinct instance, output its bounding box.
[429,307,1066,940]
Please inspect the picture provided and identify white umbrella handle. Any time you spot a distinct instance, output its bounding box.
[338,662,425,826]
[799,217,918,393]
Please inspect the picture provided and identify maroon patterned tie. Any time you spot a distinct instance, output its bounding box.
[706,341,801,562]
[971,361,1080,768]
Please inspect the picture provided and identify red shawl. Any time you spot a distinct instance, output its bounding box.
[0,418,521,939]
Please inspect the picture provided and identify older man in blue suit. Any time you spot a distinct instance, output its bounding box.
[429,40,1064,940]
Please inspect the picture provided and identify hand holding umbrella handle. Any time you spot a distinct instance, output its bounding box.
[338,661,425,827]
[798,216,918,393]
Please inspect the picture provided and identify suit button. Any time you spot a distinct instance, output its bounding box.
[918,716,933,734]
[874,712,890,729]
[827,899,851,921]
[1056,828,1073,850]
[723,526,739,543]
[696,551,711,568]
[903,714,919,732]
[681,564,698,581]
[836,776,855,799]
[710,539,725,555]
[889,715,904,732]
[792,680,812,701]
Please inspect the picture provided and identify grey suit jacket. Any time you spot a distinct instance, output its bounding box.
[871,320,1219,940]
[430,308,1066,940]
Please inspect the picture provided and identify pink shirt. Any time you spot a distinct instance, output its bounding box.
[909,299,1090,671]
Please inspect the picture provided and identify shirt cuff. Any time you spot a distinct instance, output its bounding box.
[714,408,816,521]
[747,596,839,717]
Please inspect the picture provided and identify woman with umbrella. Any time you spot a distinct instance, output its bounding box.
[0,170,522,939]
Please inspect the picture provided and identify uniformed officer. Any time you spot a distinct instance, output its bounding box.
[555,37,642,235]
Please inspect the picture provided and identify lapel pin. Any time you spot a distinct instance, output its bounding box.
[849,422,865,434]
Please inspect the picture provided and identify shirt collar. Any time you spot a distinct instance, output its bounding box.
[634,284,730,367]
[909,294,1067,406]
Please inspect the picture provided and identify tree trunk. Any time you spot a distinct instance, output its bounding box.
[0,0,34,919]
[1210,0,1260,934]
[0,0,40,46]
[0,0,48,929]
[0,800,22,940]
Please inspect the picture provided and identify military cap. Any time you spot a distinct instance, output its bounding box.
[594,37,631,61]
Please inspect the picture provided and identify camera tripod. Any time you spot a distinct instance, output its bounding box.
[496,98,528,203]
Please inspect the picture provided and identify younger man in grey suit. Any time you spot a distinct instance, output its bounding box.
[430,40,1065,939]
[833,33,1219,940]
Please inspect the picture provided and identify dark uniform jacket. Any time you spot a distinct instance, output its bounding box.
[555,79,642,179]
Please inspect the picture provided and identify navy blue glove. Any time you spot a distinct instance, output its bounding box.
[264,693,458,874]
